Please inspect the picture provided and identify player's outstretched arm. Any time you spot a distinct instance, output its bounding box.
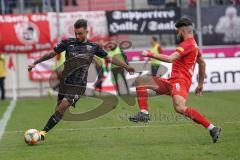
[28,51,59,72]
[142,50,180,63]
[195,55,206,96]
[106,55,135,74]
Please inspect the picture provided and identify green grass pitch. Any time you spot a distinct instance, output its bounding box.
[0,91,240,160]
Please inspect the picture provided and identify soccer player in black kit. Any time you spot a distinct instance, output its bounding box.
[28,19,135,141]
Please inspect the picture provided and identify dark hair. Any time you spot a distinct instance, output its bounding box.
[175,18,193,28]
[152,36,157,42]
[27,27,34,31]
[74,19,87,29]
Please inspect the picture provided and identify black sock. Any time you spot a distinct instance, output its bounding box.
[43,111,63,132]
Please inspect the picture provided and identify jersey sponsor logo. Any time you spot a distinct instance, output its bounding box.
[86,45,93,52]
[69,44,75,48]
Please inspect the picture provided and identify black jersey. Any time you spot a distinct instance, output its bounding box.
[54,38,108,99]
[54,38,107,60]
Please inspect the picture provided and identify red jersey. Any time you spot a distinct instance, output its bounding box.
[170,38,200,87]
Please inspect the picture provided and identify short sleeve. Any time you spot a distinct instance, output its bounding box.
[176,43,186,55]
[176,42,194,57]
[54,40,67,53]
[95,44,108,58]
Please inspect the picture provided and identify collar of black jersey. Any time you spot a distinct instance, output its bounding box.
[75,38,88,44]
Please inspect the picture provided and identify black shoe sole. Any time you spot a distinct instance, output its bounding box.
[128,118,150,123]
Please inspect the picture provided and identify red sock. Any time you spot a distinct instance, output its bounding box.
[184,107,211,128]
[136,86,148,111]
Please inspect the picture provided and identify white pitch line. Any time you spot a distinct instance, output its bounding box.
[3,124,192,134]
[3,120,240,134]
[0,99,17,140]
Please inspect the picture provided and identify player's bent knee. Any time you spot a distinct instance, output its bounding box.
[61,98,70,106]
[135,77,143,86]
[174,105,185,114]
[135,76,151,86]
[56,105,69,115]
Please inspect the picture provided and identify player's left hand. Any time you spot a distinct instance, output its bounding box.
[195,85,203,96]
[125,66,135,75]
[142,50,153,57]
[28,63,35,72]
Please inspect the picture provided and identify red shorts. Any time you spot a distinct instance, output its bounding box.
[152,77,190,99]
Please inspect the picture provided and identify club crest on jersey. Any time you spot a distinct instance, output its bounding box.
[86,45,93,52]
[69,44,75,48]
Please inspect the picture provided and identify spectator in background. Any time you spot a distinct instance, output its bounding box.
[165,0,177,8]
[64,0,78,6]
[145,37,164,77]
[188,0,196,7]
[215,6,240,43]
[0,54,7,100]
[92,55,108,94]
[215,0,224,5]
[92,40,108,94]
[107,41,130,95]
[231,0,240,5]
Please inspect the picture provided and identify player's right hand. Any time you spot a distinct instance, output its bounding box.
[28,64,35,72]
[125,66,135,75]
[195,85,203,96]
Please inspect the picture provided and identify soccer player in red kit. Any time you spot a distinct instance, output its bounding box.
[129,18,221,143]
